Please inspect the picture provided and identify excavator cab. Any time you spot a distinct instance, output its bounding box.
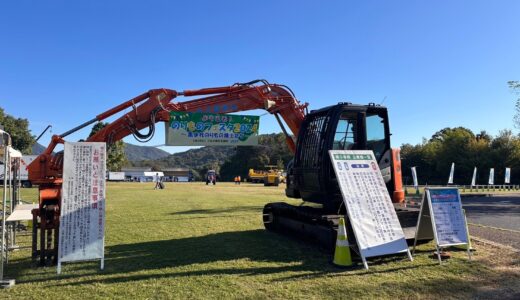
[286,103,395,212]
[266,103,416,249]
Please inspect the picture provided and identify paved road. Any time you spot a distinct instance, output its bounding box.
[462,194,520,249]
[467,224,520,250]
[462,195,520,231]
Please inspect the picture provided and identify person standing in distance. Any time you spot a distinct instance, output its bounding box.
[154,172,161,190]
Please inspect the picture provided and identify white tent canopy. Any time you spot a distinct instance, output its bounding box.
[144,172,164,177]
[0,146,22,159]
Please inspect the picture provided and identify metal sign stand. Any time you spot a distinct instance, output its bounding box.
[1,130,15,288]
[354,231,412,270]
[412,187,472,264]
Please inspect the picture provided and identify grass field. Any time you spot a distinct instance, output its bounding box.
[1,182,519,299]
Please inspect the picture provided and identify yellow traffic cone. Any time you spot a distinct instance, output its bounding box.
[333,217,353,267]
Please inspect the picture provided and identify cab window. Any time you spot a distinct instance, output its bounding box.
[333,113,357,150]
[366,114,386,160]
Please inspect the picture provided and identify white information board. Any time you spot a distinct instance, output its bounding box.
[58,142,106,273]
[413,187,471,264]
[329,150,411,269]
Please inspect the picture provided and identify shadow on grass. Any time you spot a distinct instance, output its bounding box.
[8,229,418,286]
[113,206,263,224]
[118,213,258,225]
[172,206,263,215]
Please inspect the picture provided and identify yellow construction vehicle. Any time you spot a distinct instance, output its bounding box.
[247,169,267,183]
[263,171,281,186]
[248,167,285,186]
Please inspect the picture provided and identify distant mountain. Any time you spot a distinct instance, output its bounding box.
[129,133,293,181]
[32,143,46,155]
[157,146,235,168]
[132,146,235,170]
[28,142,170,161]
[124,143,170,161]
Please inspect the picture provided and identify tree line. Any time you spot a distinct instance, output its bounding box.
[218,133,292,181]
[401,81,520,185]
[400,128,520,185]
[0,107,35,154]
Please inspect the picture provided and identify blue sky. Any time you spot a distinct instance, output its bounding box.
[1,1,519,153]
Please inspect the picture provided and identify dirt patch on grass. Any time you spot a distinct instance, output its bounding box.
[469,239,520,299]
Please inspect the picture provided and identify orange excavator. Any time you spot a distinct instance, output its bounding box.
[28,79,411,265]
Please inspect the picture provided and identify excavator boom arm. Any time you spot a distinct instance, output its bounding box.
[86,82,306,149]
[29,80,307,184]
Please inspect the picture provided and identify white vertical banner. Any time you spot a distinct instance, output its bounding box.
[471,167,477,187]
[488,168,494,185]
[58,142,106,274]
[448,162,455,184]
[411,167,419,188]
[505,167,511,184]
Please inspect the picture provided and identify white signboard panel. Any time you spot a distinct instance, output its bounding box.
[413,187,471,264]
[505,167,511,184]
[329,150,411,269]
[58,142,106,273]
[428,188,468,245]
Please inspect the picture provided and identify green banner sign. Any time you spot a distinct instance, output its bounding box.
[333,154,373,160]
[165,112,259,146]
